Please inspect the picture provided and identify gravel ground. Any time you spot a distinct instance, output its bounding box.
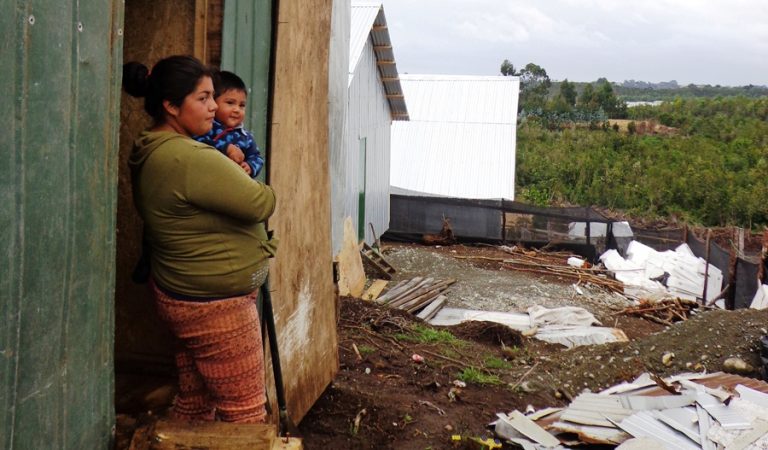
[383,245,633,317]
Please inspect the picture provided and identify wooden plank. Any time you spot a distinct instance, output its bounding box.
[194,0,209,61]
[379,277,431,304]
[362,279,388,301]
[150,419,276,450]
[416,296,447,321]
[338,217,366,297]
[269,0,337,423]
[390,279,455,309]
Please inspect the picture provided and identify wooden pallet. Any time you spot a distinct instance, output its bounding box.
[360,242,396,280]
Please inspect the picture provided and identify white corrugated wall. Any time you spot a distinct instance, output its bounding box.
[344,36,391,249]
[329,0,351,255]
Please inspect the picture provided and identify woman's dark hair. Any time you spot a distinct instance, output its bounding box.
[214,71,247,98]
[122,55,215,123]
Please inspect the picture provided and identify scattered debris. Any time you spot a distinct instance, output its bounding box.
[617,298,699,325]
[493,372,768,449]
[600,241,723,302]
[422,217,456,246]
[429,306,628,348]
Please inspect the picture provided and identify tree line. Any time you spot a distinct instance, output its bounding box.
[502,59,768,228]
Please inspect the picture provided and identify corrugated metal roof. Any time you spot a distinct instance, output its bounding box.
[390,75,519,199]
[350,2,408,120]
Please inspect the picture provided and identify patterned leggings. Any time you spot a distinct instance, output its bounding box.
[152,281,267,423]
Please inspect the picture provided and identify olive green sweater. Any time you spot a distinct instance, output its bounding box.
[129,131,277,297]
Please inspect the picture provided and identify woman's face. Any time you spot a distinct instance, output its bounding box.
[166,76,218,137]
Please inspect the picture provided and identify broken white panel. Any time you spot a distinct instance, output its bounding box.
[707,421,768,450]
[527,305,601,327]
[534,325,628,348]
[696,393,752,430]
[496,411,562,447]
[616,437,670,449]
[601,240,723,302]
[750,284,768,310]
[728,420,768,450]
[653,407,701,444]
[548,421,630,445]
[696,404,716,450]
[735,385,768,409]
[428,308,530,329]
[561,393,696,427]
[617,410,701,450]
[526,407,563,421]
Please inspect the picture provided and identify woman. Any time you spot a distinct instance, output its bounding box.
[123,55,277,423]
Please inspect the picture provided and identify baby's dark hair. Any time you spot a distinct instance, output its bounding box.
[122,55,215,123]
[214,71,247,98]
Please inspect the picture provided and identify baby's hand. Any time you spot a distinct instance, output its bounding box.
[226,144,245,164]
[240,162,252,175]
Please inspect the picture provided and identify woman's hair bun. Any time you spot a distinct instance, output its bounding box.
[122,62,150,97]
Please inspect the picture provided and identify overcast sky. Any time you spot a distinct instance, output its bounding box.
[379,0,768,86]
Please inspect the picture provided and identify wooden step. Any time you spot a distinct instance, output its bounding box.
[130,418,303,450]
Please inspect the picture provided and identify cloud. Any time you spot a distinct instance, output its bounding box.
[380,0,768,85]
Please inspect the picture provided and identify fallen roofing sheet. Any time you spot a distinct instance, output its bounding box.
[511,372,768,449]
[429,307,628,348]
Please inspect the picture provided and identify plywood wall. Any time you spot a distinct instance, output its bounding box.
[116,0,198,365]
[269,0,338,421]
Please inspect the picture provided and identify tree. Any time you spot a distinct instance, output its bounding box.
[559,79,577,107]
[578,83,597,110]
[500,59,518,76]
[518,63,551,111]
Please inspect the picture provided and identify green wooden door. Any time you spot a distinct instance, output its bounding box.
[221,0,272,183]
[0,2,123,448]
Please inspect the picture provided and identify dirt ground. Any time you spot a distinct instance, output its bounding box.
[116,242,768,449]
[297,243,768,449]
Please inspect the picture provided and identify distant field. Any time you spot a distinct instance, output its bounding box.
[608,119,678,135]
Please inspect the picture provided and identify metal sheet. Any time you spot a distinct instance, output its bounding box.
[1,1,122,447]
[618,411,701,450]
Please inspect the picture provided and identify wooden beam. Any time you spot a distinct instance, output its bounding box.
[376,60,396,66]
[372,25,388,31]
[381,76,399,82]
[373,45,392,51]
[386,94,404,99]
[194,0,209,62]
[149,419,276,450]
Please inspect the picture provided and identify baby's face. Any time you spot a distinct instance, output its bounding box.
[215,89,247,128]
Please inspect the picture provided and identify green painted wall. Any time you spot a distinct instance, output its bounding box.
[0,2,123,448]
[221,0,272,182]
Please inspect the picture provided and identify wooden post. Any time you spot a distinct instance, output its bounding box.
[727,248,737,310]
[736,226,745,258]
[501,202,507,245]
[585,207,591,247]
[702,229,712,304]
[759,228,768,284]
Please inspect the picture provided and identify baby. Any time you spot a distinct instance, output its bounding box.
[196,70,265,178]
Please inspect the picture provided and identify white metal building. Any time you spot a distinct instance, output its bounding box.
[390,75,519,200]
[331,1,408,253]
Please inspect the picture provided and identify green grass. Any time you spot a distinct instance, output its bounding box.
[484,356,513,370]
[395,325,465,346]
[357,345,375,356]
[457,367,503,385]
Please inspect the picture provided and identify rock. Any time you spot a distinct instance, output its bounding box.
[723,357,754,374]
[662,352,675,366]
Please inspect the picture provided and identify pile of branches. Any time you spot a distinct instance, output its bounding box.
[617,298,699,326]
[454,245,625,293]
